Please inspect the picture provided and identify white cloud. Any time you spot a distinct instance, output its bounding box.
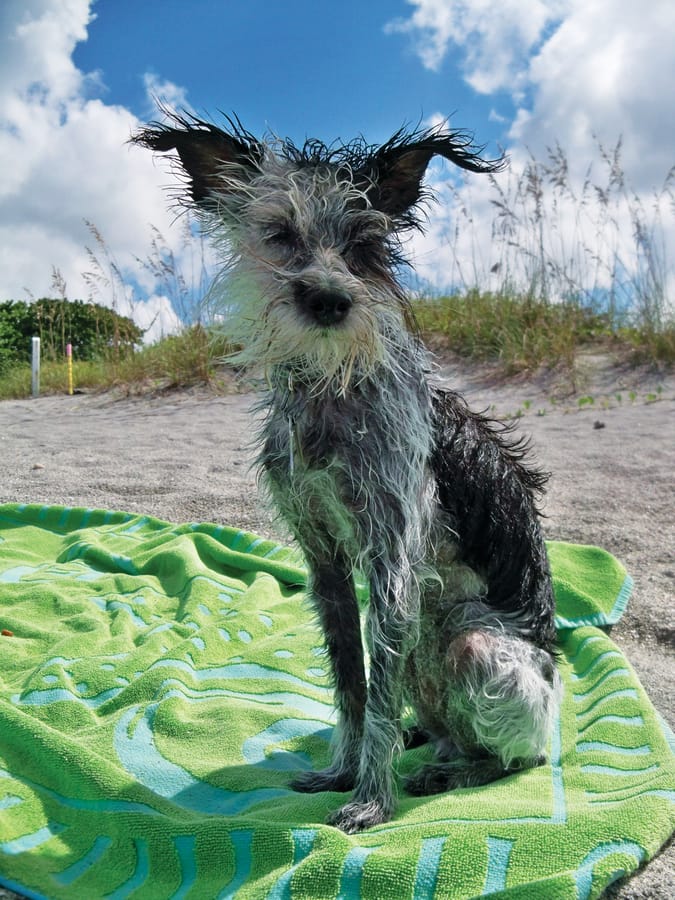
[387,0,675,306]
[388,0,675,186]
[0,0,197,341]
[386,0,566,91]
[132,294,183,343]
[512,0,675,188]
[142,73,194,117]
[0,0,91,104]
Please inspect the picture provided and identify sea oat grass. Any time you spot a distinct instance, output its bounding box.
[107,324,236,389]
[414,291,613,372]
[617,321,675,364]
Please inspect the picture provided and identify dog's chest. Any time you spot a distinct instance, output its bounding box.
[260,380,435,550]
[263,400,378,521]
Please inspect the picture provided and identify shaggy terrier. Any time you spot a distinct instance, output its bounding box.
[133,114,561,834]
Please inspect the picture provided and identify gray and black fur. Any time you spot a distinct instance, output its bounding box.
[133,112,561,834]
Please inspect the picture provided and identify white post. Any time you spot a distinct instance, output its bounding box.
[31,336,40,398]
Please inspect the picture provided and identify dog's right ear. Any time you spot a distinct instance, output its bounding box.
[362,125,505,226]
[131,113,262,206]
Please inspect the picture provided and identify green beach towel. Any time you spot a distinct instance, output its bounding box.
[0,503,673,899]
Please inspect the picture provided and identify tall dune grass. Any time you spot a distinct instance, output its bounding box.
[412,291,615,373]
[418,139,674,368]
[1,141,672,399]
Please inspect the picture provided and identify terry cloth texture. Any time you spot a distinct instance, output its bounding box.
[0,503,673,900]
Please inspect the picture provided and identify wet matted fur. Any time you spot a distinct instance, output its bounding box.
[133,113,561,833]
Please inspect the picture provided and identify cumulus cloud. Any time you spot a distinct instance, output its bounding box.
[0,0,192,342]
[387,0,675,304]
[385,0,566,92]
[0,0,91,104]
[511,0,675,187]
[388,0,675,185]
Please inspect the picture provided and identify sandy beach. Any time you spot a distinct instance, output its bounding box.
[0,354,673,898]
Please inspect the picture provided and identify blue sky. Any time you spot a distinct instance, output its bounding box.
[72,0,511,152]
[2,1,673,339]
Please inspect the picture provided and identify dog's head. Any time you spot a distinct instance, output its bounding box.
[133,113,503,388]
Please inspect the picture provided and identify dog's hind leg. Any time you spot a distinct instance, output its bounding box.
[405,629,560,796]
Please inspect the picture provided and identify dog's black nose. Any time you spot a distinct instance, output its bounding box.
[295,286,353,326]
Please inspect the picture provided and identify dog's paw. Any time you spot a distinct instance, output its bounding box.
[290,767,355,794]
[326,799,391,833]
[404,763,454,796]
[405,758,507,795]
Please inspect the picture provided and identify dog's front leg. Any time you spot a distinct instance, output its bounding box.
[327,557,417,833]
[290,555,367,794]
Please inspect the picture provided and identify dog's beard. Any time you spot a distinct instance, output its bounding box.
[212,268,402,395]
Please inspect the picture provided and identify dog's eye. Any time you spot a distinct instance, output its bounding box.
[264,225,299,248]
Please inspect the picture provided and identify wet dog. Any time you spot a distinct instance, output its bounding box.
[133,114,560,833]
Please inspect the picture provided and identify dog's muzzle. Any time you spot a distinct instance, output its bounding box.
[295,285,353,326]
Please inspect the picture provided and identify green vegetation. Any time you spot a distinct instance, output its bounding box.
[0,298,143,375]
[413,291,611,372]
[413,290,674,372]
[0,323,236,401]
[0,292,670,401]
[0,140,672,400]
[98,325,237,394]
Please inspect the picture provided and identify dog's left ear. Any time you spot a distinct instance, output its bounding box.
[364,127,505,221]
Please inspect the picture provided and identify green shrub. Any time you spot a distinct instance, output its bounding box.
[0,298,144,364]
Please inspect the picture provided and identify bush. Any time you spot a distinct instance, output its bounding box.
[0,298,144,364]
